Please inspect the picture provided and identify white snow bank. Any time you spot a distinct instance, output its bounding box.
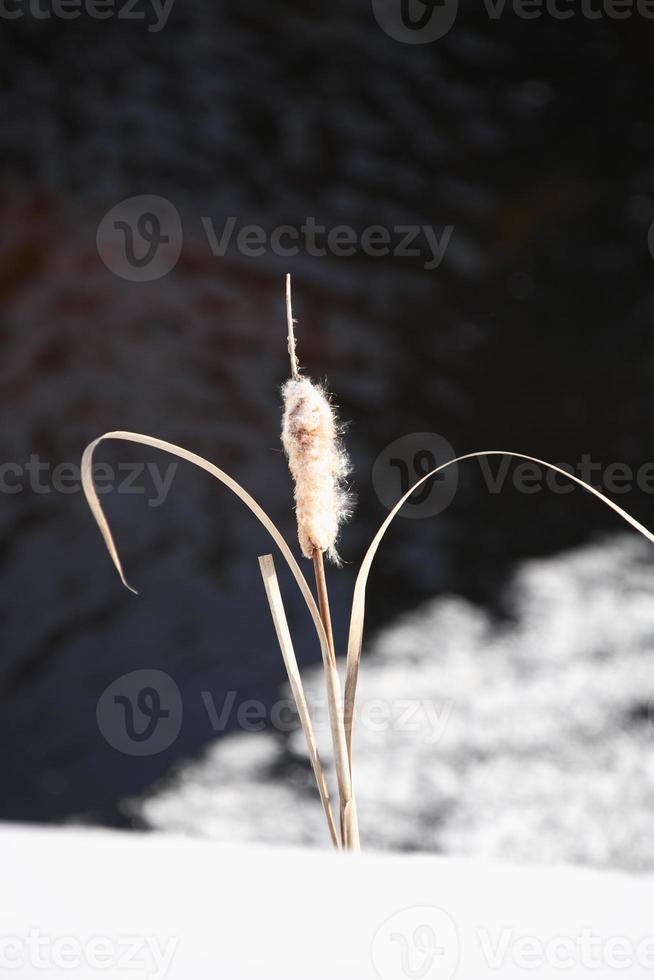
[1,822,654,979]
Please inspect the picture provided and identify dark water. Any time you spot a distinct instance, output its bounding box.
[1,1,654,826]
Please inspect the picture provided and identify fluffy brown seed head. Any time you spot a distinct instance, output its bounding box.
[281,376,352,564]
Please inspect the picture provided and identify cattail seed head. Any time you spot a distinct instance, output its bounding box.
[281,376,352,564]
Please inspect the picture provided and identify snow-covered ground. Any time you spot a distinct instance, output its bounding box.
[2,822,654,979]
[138,535,654,869]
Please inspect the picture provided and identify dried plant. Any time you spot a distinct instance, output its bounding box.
[280,277,358,849]
[82,276,654,853]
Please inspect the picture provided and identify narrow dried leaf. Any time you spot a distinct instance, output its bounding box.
[258,554,339,848]
[345,450,654,766]
[81,431,330,642]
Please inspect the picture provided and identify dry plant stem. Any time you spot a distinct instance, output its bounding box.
[312,550,336,654]
[286,273,299,380]
[312,549,359,851]
[344,449,654,767]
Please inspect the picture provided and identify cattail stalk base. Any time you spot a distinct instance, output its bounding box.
[312,549,360,852]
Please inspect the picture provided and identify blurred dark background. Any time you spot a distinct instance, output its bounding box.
[1,0,654,843]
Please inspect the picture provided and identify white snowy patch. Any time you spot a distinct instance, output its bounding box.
[2,823,654,979]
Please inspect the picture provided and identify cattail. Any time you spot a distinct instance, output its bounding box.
[281,275,359,850]
[281,376,352,564]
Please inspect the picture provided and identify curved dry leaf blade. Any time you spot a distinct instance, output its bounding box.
[81,430,330,650]
[81,431,344,840]
[258,554,339,848]
[345,450,654,765]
